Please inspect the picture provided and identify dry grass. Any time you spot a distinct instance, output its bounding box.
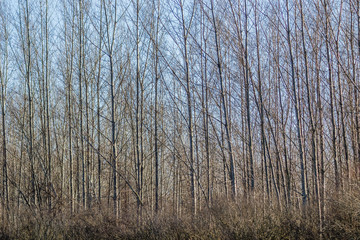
[0,193,359,239]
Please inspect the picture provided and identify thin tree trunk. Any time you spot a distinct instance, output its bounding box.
[244,0,254,192]
[180,0,196,215]
[24,0,36,206]
[254,0,269,204]
[154,0,160,213]
[97,0,103,208]
[323,0,339,190]
[210,0,236,199]
[285,0,307,206]
[0,49,8,211]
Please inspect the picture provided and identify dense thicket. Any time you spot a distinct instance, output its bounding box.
[0,0,359,238]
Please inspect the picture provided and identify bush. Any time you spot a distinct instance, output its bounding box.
[1,194,360,239]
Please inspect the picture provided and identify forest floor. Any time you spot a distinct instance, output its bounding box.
[0,192,359,239]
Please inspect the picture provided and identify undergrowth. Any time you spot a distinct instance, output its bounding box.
[0,193,359,239]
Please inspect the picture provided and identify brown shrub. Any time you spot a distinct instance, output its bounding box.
[1,194,360,239]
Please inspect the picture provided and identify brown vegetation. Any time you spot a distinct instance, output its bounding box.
[0,190,359,239]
